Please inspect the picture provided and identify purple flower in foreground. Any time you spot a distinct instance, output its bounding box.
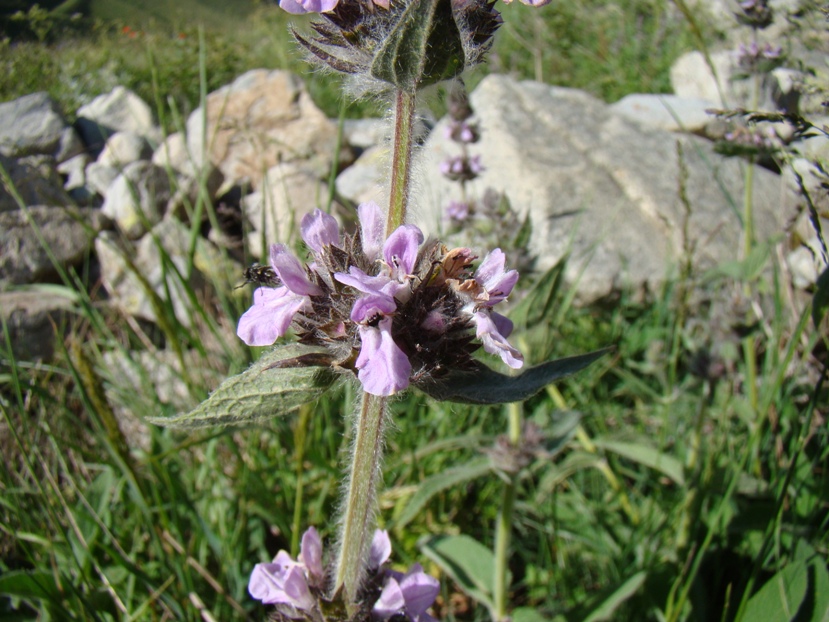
[279,0,339,14]
[373,563,440,622]
[238,202,525,395]
[248,527,324,612]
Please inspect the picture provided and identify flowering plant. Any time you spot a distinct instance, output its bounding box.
[153,0,608,619]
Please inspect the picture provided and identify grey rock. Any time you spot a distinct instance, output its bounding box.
[242,162,329,256]
[57,153,93,203]
[335,145,387,207]
[0,92,68,159]
[101,161,173,239]
[609,94,716,134]
[56,126,86,163]
[186,69,346,190]
[97,131,153,168]
[0,205,111,287]
[416,75,786,303]
[85,161,120,197]
[0,154,73,213]
[96,217,241,325]
[0,289,75,362]
[76,86,158,152]
[343,118,387,150]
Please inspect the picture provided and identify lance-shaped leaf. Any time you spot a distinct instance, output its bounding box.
[416,348,611,404]
[370,0,465,92]
[150,344,339,428]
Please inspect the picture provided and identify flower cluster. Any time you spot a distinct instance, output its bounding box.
[250,528,439,622]
[736,41,783,74]
[734,0,773,29]
[237,202,523,396]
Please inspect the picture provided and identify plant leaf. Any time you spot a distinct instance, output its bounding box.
[0,569,62,601]
[592,438,685,486]
[370,0,464,91]
[417,349,611,404]
[580,571,647,622]
[395,457,491,529]
[743,560,811,622]
[512,607,550,622]
[149,344,338,428]
[509,259,567,329]
[420,534,498,610]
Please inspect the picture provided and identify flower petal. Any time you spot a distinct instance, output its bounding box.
[355,318,411,396]
[384,225,424,278]
[369,530,392,569]
[475,248,518,305]
[271,244,322,296]
[373,576,406,618]
[351,294,398,324]
[299,527,324,582]
[301,209,340,254]
[237,287,310,346]
[279,0,338,13]
[359,201,385,261]
[398,564,440,616]
[473,311,524,369]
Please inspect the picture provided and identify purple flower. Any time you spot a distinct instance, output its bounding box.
[474,248,518,306]
[369,530,392,569]
[279,0,338,14]
[237,287,313,346]
[445,200,471,222]
[473,310,523,368]
[373,563,440,622]
[248,527,325,611]
[301,209,340,254]
[352,295,411,396]
[237,244,322,346]
[360,201,386,261]
[384,224,424,282]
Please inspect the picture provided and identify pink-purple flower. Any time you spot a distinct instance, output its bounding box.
[237,202,525,397]
[373,563,440,622]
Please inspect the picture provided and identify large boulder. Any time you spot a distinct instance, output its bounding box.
[76,86,158,153]
[0,154,73,213]
[416,74,786,303]
[101,161,174,239]
[0,92,81,162]
[0,205,111,287]
[186,69,345,190]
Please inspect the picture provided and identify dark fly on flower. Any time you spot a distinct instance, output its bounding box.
[235,263,280,289]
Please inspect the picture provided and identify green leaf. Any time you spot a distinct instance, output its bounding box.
[0,570,62,601]
[812,266,829,330]
[512,607,550,622]
[370,0,464,91]
[395,457,491,529]
[420,534,498,610]
[417,348,611,405]
[580,571,647,622]
[592,438,685,486]
[149,344,338,428]
[743,560,810,622]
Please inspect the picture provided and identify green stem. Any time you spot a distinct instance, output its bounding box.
[333,392,387,604]
[387,89,416,234]
[493,403,522,621]
[290,403,312,557]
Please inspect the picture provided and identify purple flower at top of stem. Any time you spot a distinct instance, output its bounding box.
[445,200,472,222]
[279,0,389,14]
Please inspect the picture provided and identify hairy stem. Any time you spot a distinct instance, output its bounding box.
[387,89,416,234]
[493,403,522,621]
[333,392,387,603]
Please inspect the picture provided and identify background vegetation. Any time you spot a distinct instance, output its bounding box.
[2,1,827,621]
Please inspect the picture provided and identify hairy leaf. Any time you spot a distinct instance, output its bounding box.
[417,348,610,404]
[370,0,464,92]
[149,344,338,428]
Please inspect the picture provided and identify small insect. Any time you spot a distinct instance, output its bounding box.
[235,263,279,289]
